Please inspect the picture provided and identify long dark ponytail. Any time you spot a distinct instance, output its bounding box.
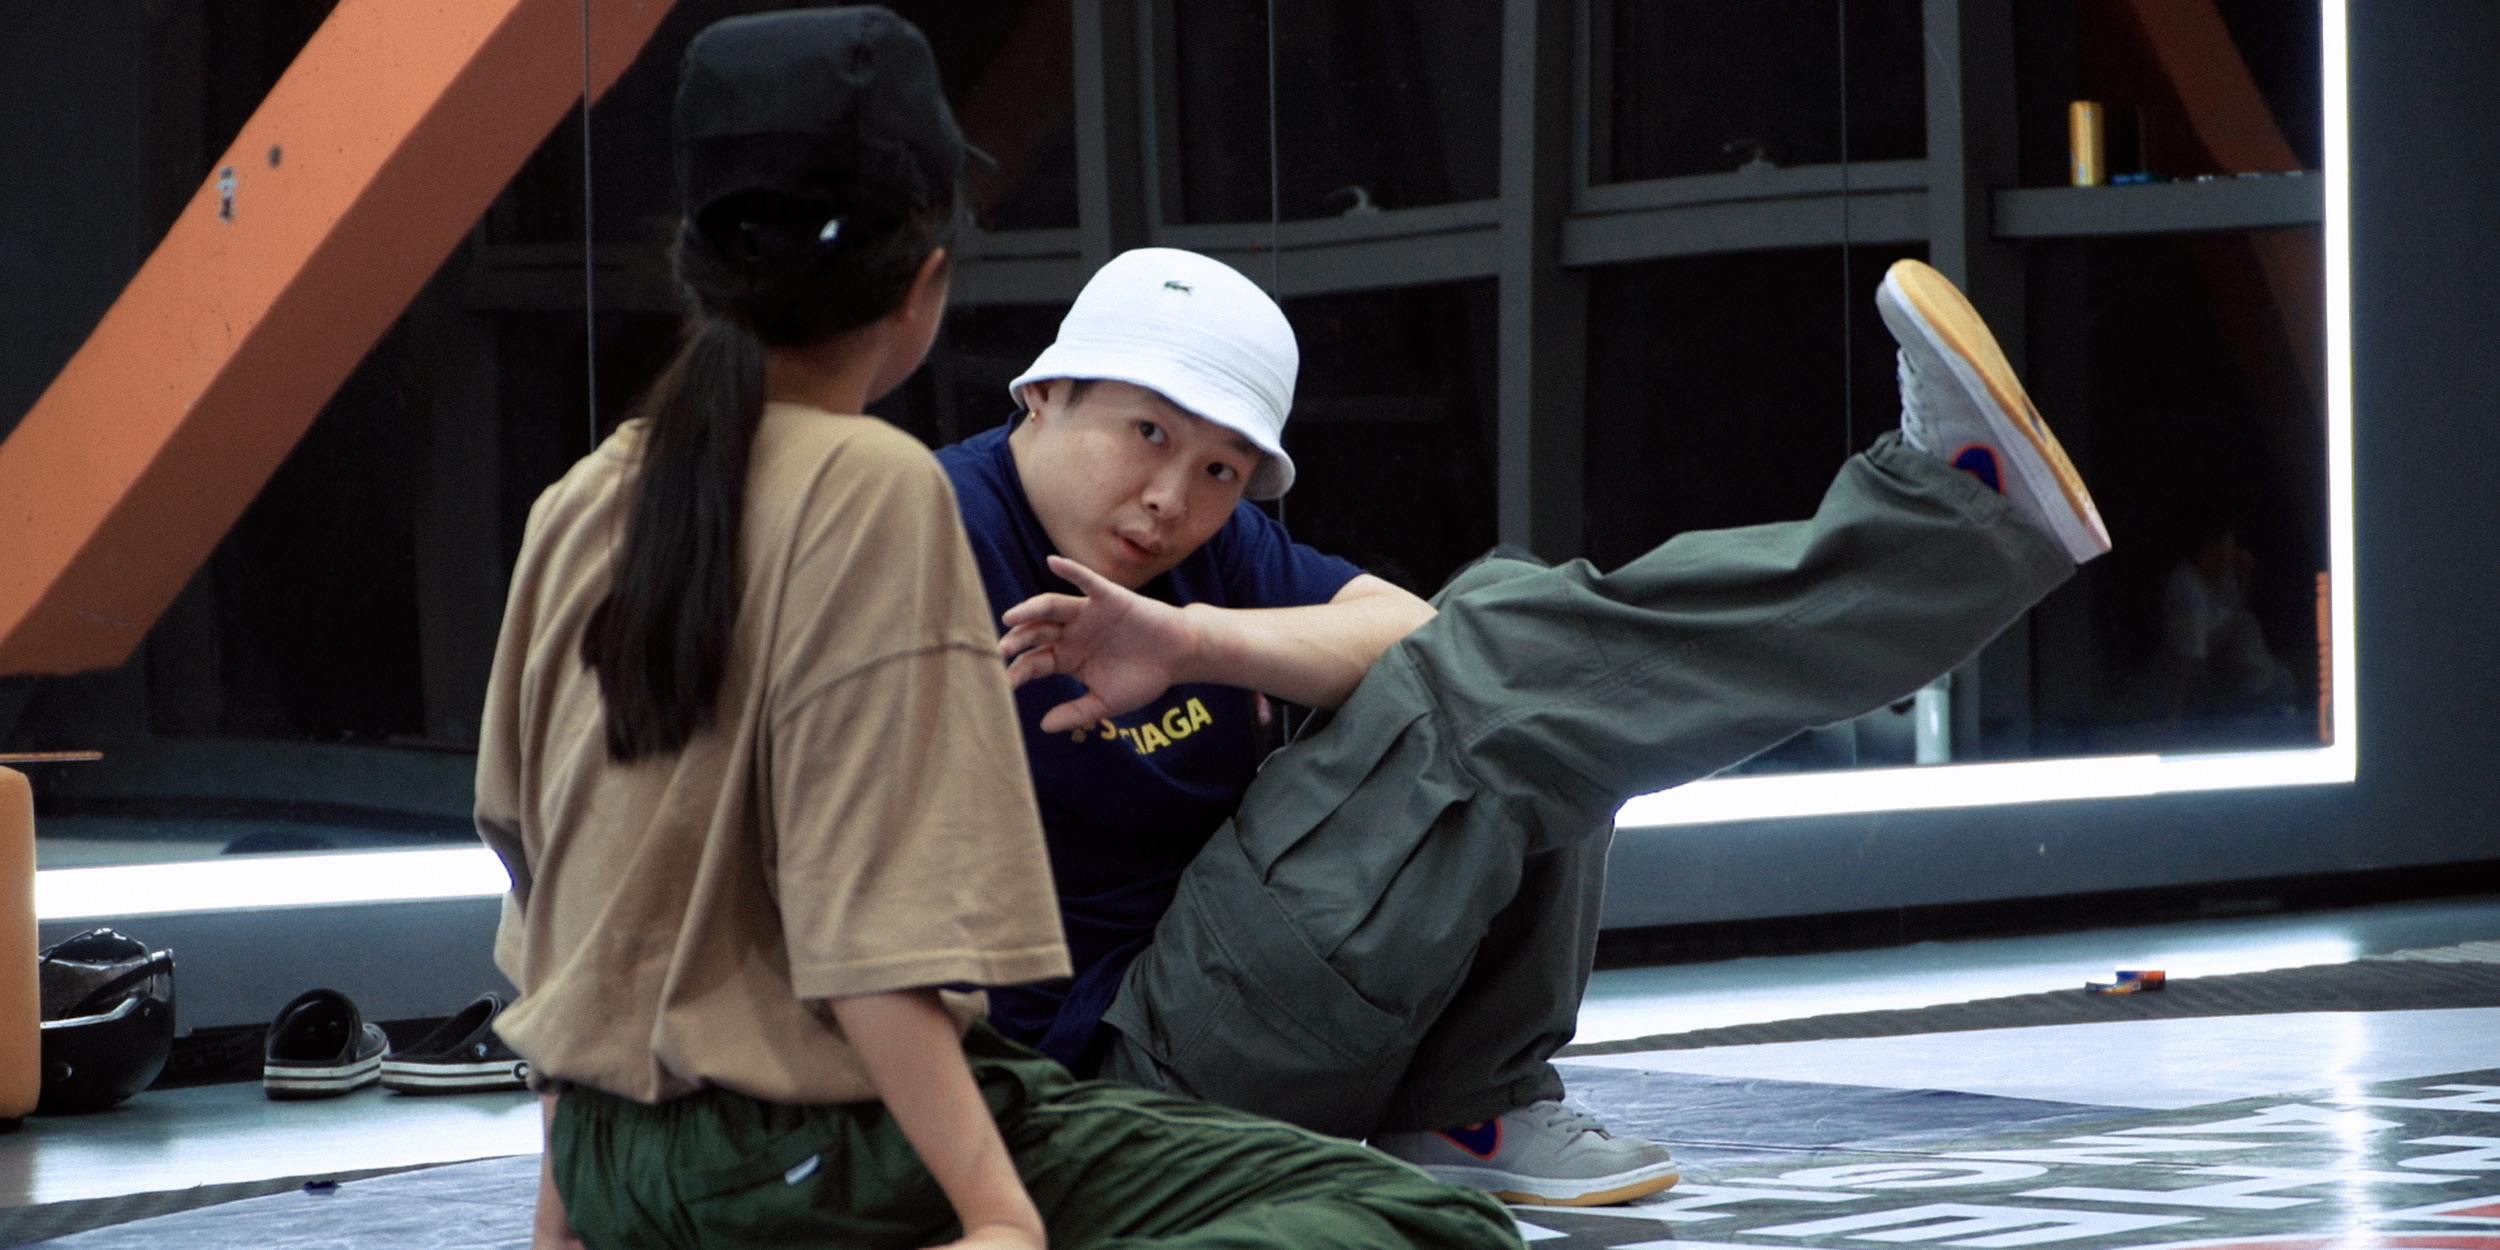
[581,182,960,762]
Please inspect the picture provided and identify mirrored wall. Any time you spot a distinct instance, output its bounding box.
[0,0,2340,872]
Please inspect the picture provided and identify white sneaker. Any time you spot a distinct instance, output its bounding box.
[1876,259,2112,563]
[1371,1101,1680,1207]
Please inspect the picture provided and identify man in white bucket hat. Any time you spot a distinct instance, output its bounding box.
[933,248,2105,1207]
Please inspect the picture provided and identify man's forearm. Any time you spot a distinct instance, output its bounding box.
[1181,576,1436,710]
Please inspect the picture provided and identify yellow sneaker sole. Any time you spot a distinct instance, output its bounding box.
[1883,258,2111,560]
[1494,1170,1681,1207]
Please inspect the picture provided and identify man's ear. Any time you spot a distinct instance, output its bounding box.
[1015,380,1049,417]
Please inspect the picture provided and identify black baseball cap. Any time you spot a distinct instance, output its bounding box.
[675,6,981,230]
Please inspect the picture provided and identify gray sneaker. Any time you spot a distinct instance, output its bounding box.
[1371,1101,1680,1206]
[1876,258,2111,564]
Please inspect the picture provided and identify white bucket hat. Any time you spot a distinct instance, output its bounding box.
[1008,248,1299,499]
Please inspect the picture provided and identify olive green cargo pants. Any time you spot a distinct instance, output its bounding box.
[1100,434,2076,1138]
[551,1023,1521,1249]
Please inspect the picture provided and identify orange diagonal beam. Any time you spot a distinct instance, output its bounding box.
[2112,0,2302,175]
[0,0,675,675]
[2113,0,2322,403]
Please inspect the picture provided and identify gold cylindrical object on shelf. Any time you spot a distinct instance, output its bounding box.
[2069,100,2106,186]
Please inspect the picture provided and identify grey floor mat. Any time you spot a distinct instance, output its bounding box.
[1560,951,2500,1056]
[1552,1064,2132,1170]
[24,942,2496,1245]
[0,1165,438,1249]
[0,1070,2110,1245]
[21,1156,536,1249]
[10,1074,2137,1249]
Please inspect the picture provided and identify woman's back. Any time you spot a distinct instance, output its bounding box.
[477,405,1065,1106]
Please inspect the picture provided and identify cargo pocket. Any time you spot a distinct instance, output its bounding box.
[678,1110,948,1250]
[1228,654,1433,876]
[1137,835,1416,1138]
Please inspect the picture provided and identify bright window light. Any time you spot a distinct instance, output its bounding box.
[37,847,511,921]
[1617,747,2351,831]
[1619,0,2356,833]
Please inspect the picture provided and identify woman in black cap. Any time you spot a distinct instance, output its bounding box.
[474,8,1516,1249]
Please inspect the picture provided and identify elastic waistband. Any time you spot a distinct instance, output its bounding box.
[557,1020,1072,1126]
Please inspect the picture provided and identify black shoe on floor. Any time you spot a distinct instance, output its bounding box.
[264,989,389,1099]
[380,993,529,1094]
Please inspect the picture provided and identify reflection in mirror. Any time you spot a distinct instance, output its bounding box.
[1276,282,1499,598]
[1584,0,2332,789]
[2015,0,2322,186]
[2006,0,2327,760]
[1597,0,1923,183]
[0,0,2353,882]
[3,0,491,870]
[1585,248,1921,563]
[1583,246,1930,775]
[874,303,1074,449]
[1221,4,1501,668]
[1174,0,1500,224]
[2023,227,2325,757]
[5,0,1085,872]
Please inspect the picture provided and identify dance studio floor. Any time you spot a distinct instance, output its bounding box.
[4,893,2495,1248]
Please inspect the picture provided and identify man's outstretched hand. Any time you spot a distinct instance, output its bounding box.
[999,555,1203,733]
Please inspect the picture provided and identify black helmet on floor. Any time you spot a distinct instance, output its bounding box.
[37,929,175,1114]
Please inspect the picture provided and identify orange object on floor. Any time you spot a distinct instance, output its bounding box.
[0,0,676,676]
[0,769,37,1122]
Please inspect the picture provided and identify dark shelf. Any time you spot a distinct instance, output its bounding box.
[1994,176,2324,239]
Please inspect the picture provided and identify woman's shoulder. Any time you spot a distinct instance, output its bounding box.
[757,405,951,492]
[760,403,935,464]
[753,405,961,540]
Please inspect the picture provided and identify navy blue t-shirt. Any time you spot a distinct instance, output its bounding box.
[934,420,1361,1069]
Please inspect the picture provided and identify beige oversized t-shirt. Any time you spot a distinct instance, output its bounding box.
[477,404,1069,1106]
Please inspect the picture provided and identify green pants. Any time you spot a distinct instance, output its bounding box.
[1102,434,2075,1138]
[550,1023,1522,1250]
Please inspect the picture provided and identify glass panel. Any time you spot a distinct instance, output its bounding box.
[500,1,1079,243]
[4,2,1082,869]
[2020,228,2326,756]
[870,302,1073,449]
[1586,244,1936,784]
[1583,246,1920,574]
[1601,0,1922,184]
[907,0,1082,232]
[2016,0,2321,185]
[1582,2,2329,777]
[3,0,521,867]
[1278,282,1500,597]
[1173,0,1501,224]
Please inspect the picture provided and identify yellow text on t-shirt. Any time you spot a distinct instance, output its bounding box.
[1072,697,1215,756]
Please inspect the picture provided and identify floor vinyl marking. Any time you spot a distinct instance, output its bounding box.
[1514,1067,2500,1249]
[1556,1065,2138,1171]
[1566,1009,2500,1110]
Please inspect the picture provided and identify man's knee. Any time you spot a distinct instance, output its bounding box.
[1434,543,1552,606]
